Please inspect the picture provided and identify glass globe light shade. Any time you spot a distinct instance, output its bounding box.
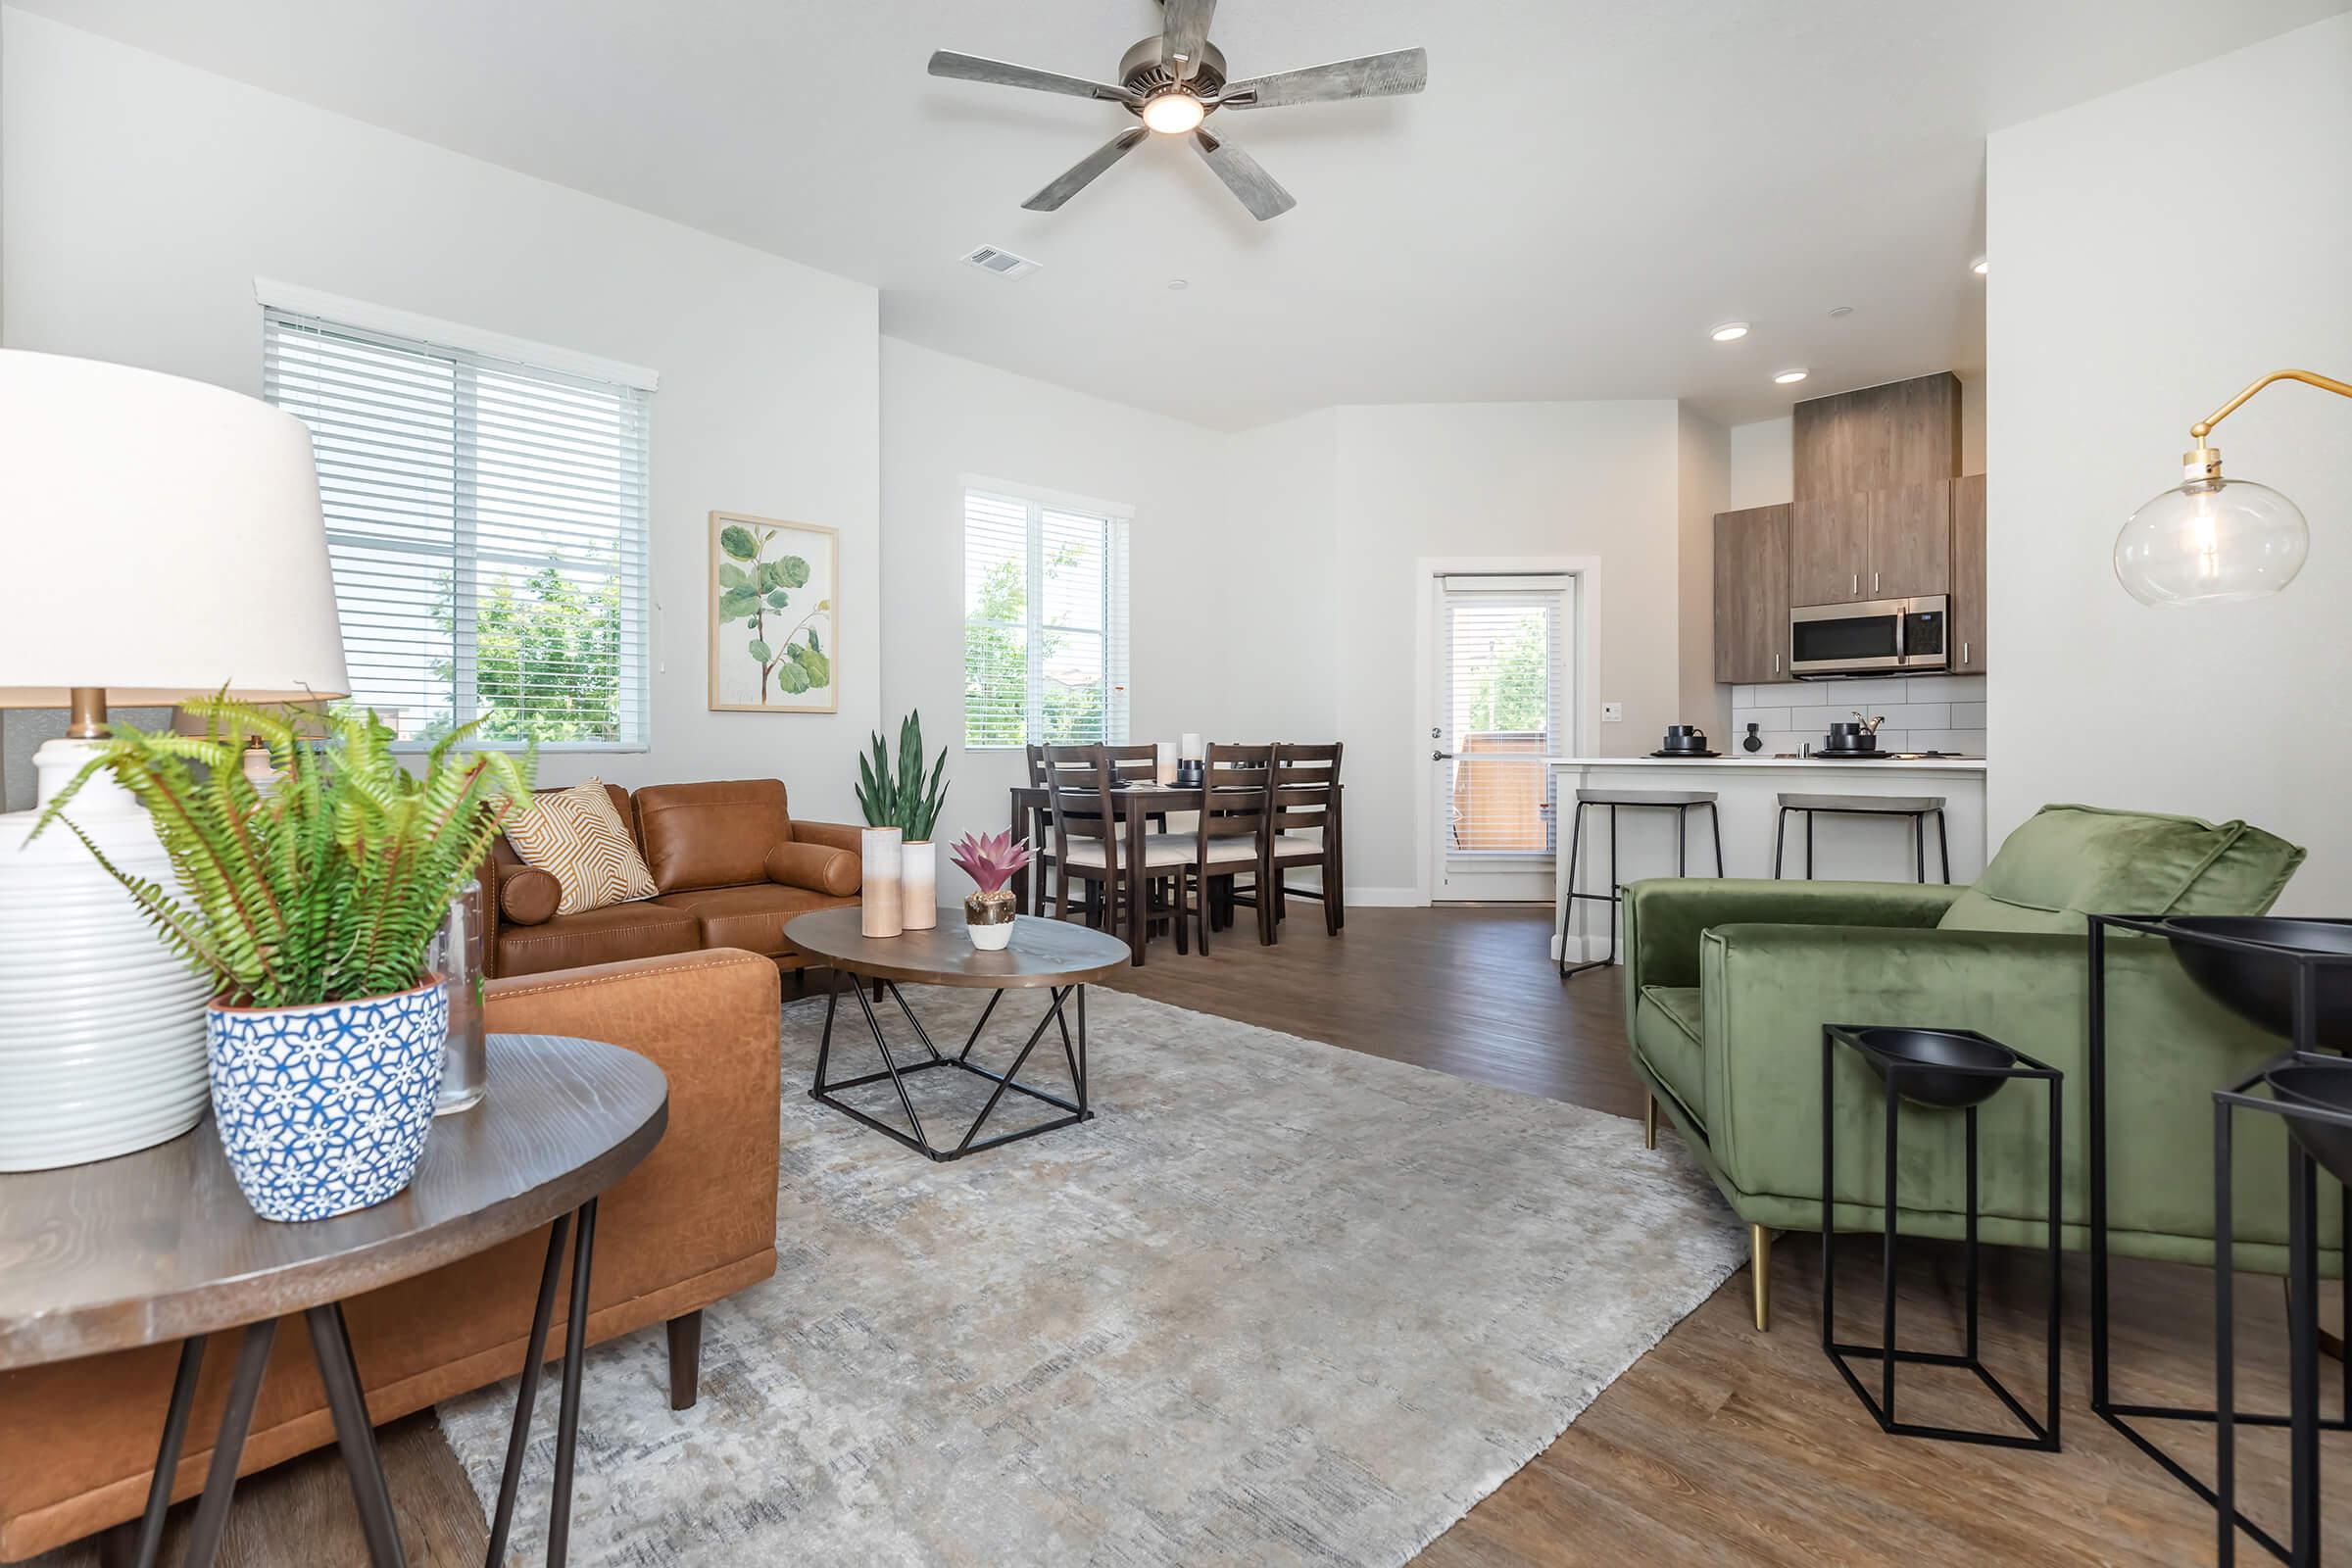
[2113,475,2310,607]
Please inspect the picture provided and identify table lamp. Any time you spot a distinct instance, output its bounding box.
[0,350,349,1170]
[2114,368,2351,606]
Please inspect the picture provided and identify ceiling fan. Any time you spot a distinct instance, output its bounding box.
[928,0,1428,220]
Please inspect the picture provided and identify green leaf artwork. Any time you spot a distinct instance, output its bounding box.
[713,516,834,708]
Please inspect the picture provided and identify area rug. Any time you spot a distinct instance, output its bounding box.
[438,986,1743,1567]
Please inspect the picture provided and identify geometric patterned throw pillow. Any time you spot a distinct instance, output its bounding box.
[500,778,659,915]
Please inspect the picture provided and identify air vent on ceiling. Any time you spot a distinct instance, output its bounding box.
[959,244,1041,279]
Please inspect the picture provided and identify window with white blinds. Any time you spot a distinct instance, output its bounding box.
[1440,577,1569,858]
[962,484,1130,749]
[263,306,651,749]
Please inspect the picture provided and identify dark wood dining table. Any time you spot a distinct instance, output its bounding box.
[1005,781,1343,965]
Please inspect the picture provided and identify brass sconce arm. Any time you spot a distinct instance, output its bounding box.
[2189,368,2352,441]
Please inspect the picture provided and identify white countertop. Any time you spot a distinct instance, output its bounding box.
[1547,755,1986,772]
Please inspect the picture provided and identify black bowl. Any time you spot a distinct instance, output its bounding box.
[2164,917,2352,1043]
[1844,1027,2015,1109]
[2265,1062,2352,1186]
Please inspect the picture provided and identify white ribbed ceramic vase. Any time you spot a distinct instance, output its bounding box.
[860,826,904,938]
[0,747,211,1171]
[901,840,937,931]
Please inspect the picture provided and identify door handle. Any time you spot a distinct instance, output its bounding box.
[1851,572,1860,596]
[1873,570,1881,593]
[1963,640,1971,666]
[1773,652,1780,674]
[1432,750,1453,761]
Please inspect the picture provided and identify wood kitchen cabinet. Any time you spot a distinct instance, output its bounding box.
[1713,504,1790,683]
[1788,485,1948,605]
[1868,482,1951,599]
[1949,472,1986,672]
[1789,493,1870,605]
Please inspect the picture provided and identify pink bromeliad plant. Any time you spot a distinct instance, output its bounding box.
[949,829,1033,894]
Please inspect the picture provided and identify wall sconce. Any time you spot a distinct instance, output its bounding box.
[2114,368,2350,606]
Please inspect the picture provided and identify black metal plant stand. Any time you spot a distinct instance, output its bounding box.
[2215,1053,2352,1565]
[2086,913,2352,1565]
[1820,1023,2062,1449]
[811,971,1092,1161]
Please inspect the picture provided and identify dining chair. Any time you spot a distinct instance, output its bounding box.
[1043,744,1193,957]
[1023,744,1060,916]
[1268,742,1345,937]
[1188,744,1276,953]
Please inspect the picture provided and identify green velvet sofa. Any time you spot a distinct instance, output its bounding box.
[1621,803,2314,1330]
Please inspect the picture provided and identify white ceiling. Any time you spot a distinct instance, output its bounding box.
[19,0,2347,429]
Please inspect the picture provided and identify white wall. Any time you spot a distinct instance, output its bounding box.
[1329,401,1689,897]
[1728,416,1794,510]
[0,9,883,819]
[1986,12,2352,911]
[1677,408,1732,737]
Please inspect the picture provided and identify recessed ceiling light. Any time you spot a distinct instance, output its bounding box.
[1828,305,1854,318]
[1774,369,1808,385]
[1166,278,1190,291]
[1972,258,1989,275]
[1709,322,1750,342]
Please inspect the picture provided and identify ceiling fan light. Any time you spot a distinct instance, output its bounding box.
[1141,91,1205,134]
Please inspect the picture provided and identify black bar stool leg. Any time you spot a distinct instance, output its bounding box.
[1556,800,1586,978]
[1805,808,1816,879]
[1936,809,1951,884]
[1710,801,1726,877]
[1915,813,1928,883]
[1675,804,1688,877]
[1604,805,1621,965]
[1773,806,1788,878]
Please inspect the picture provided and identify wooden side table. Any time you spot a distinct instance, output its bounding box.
[785,908,1128,1161]
[0,1033,667,1568]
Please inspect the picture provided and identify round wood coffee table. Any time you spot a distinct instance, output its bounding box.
[0,1033,666,1568]
[784,908,1130,1161]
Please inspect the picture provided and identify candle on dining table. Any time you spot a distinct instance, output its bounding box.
[1180,732,1202,762]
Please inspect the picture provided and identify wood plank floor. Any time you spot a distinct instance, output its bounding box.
[28,905,2335,1565]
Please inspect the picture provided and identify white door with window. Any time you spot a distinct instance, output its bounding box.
[1430,574,1572,902]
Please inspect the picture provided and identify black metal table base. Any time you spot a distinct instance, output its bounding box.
[2088,915,2351,1565]
[810,972,1093,1160]
[1820,1024,2062,1451]
[121,1200,603,1568]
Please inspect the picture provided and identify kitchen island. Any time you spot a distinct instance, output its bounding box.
[1548,756,1987,965]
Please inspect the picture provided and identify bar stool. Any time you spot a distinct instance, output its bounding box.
[1773,793,1950,883]
[1557,789,1723,980]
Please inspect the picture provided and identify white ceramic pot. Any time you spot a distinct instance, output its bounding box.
[0,746,210,1172]
[860,826,904,938]
[902,840,937,931]
[206,976,448,1222]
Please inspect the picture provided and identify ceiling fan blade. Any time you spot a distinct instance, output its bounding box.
[1161,0,1217,80]
[1192,128,1297,221]
[928,50,1133,103]
[1222,46,1429,108]
[1022,127,1150,211]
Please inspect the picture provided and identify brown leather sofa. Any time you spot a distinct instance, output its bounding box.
[0,949,782,1562]
[487,778,863,979]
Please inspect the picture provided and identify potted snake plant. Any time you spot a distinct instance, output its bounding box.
[32,697,527,1221]
[854,710,950,936]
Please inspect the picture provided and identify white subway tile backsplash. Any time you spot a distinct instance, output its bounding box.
[1950,702,1986,726]
[1902,675,1987,702]
[1736,707,1791,730]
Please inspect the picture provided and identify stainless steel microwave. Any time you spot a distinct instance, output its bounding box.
[1788,595,1949,679]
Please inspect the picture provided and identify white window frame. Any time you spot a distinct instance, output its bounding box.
[960,476,1132,750]
[257,279,656,753]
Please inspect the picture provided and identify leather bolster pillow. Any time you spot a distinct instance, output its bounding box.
[499,865,563,926]
[765,841,860,897]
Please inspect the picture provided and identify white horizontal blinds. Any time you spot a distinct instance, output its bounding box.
[962,490,1030,749]
[1442,579,1567,857]
[263,307,651,748]
[962,487,1131,748]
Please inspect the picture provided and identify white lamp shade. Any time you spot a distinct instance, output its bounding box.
[0,350,349,707]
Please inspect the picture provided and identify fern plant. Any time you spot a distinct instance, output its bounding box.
[855,710,950,841]
[29,696,530,1009]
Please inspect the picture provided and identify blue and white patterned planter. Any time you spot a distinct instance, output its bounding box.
[205,978,448,1222]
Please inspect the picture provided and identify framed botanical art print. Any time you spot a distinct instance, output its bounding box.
[708,512,838,713]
